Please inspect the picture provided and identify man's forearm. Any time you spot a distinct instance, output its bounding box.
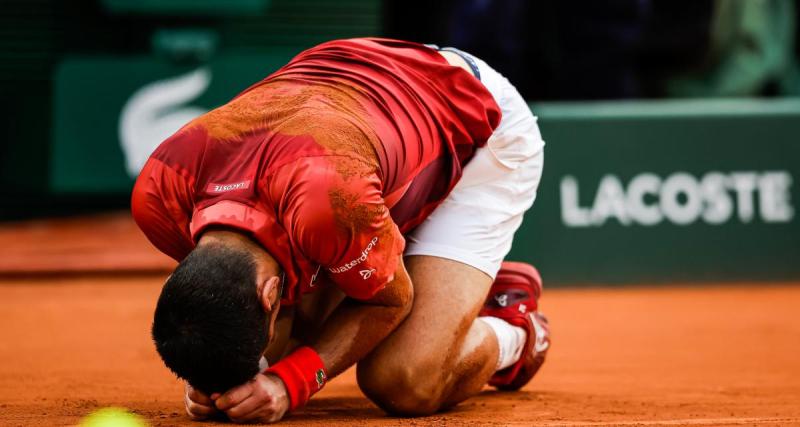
[310,259,414,378]
[310,296,412,378]
[212,270,413,422]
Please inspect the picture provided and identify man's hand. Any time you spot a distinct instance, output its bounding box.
[213,373,290,423]
[184,382,220,420]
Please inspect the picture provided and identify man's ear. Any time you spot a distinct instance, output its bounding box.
[259,276,281,312]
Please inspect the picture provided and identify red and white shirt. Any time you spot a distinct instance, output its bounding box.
[131,38,501,305]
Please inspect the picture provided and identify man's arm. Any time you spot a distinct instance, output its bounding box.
[131,158,194,261]
[213,258,413,423]
[311,256,414,376]
[215,158,411,422]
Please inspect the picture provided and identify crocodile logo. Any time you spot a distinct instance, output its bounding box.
[120,68,210,177]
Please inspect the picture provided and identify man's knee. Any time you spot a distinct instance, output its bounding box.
[357,355,445,416]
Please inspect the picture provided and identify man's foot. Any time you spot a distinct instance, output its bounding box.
[480,261,550,390]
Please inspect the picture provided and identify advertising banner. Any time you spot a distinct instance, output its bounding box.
[510,100,800,284]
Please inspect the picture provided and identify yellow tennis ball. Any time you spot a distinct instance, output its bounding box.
[80,407,147,427]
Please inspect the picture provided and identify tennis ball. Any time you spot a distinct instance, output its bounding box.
[80,407,147,427]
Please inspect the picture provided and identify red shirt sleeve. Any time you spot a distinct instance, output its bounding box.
[275,156,405,300]
[130,158,195,261]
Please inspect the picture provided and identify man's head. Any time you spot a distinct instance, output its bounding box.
[151,230,281,394]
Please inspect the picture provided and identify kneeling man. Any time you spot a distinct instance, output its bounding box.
[132,37,549,423]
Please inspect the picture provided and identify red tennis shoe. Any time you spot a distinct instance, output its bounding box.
[480,261,550,390]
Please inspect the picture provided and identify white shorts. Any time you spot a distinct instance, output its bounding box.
[404,49,545,279]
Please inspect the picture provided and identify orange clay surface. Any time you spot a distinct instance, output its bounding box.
[1,214,799,426]
[1,278,799,426]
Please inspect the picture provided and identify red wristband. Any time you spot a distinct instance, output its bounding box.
[264,346,327,411]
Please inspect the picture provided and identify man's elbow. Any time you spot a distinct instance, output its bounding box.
[371,274,414,318]
[361,260,415,319]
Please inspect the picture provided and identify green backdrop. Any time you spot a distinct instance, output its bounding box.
[510,100,799,284]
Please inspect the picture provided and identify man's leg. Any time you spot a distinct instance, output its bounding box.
[359,47,546,415]
[356,255,497,415]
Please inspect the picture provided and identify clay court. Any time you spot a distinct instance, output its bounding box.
[1,214,799,426]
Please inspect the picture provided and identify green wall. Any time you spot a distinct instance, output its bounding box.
[508,100,800,284]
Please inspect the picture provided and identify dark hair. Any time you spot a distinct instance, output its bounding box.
[152,242,267,394]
